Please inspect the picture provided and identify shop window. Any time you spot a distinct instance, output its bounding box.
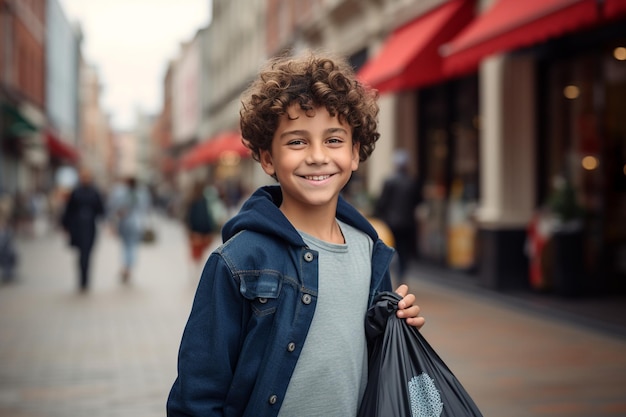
[418,75,479,270]
[540,28,626,291]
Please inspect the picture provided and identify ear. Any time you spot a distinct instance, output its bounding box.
[259,149,276,177]
[351,142,360,172]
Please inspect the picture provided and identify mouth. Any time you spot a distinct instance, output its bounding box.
[301,174,332,181]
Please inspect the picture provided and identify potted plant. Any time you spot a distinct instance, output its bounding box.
[546,176,586,296]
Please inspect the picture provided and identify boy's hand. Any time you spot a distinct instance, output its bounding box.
[395,284,425,329]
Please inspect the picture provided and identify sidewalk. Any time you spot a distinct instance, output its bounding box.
[408,262,626,339]
[0,216,199,417]
[403,270,626,417]
[0,216,625,416]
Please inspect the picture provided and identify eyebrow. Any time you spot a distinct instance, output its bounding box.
[279,127,349,139]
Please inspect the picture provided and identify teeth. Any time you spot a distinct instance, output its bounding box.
[305,175,330,181]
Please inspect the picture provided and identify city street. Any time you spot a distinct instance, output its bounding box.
[1,214,625,417]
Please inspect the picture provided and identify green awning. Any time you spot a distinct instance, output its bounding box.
[1,102,38,136]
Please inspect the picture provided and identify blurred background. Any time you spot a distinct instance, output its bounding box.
[1,0,626,416]
[2,0,626,296]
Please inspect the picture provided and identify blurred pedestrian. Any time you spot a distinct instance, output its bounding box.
[61,167,105,292]
[0,191,18,282]
[183,182,222,275]
[108,176,151,284]
[374,149,421,279]
[220,177,245,215]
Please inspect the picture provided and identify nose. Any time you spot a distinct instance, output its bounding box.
[306,142,329,164]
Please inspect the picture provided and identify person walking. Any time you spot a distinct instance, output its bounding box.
[61,167,105,292]
[167,51,425,417]
[374,149,421,280]
[108,176,151,284]
[183,181,221,275]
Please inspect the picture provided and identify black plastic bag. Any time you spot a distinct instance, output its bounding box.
[358,292,483,417]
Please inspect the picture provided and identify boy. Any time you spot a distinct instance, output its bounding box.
[167,51,424,417]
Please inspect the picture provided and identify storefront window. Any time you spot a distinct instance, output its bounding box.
[540,26,626,291]
[418,75,479,270]
[419,85,449,264]
[604,41,626,286]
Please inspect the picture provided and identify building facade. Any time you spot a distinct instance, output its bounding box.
[79,59,114,190]
[1,0,113,201]
[44,0,81,187]
[0,0,47,193]
[357,0,626,295]
[168,0,267,197]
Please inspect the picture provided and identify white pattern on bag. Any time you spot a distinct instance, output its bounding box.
[408,373,444,417]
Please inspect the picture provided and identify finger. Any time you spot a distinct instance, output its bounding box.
[400,293,416,310]
[395,286,414,310]
[405,316,426,329]
[397,305,424,325]
[394,284,408,298]
[396,304,420,318]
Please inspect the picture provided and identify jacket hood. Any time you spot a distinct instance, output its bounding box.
[222,185,380,246]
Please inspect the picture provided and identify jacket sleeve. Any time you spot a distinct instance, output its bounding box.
[166,252,245,416]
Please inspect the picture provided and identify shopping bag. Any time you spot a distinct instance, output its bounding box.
[141,227,157,244]
[141,214,157,245]
[357,291,483,417]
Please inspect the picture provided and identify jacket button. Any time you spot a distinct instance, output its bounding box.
[303,252,314,262]
[302,294,312,304]
[287,342,296,352]
[268,394,278,405]
[258,297,267,304]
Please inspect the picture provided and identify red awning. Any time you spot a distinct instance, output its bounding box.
[604,0,626,19]
[357,0,474,94]
[45,132,79,163]
[181,131,250,170]
[441,0,601,74]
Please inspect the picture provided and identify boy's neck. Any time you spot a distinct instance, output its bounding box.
[280,203,345,244]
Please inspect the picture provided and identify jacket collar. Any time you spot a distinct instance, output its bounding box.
[222,185,380,246]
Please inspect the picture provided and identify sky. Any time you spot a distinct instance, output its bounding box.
[59,0,211,131]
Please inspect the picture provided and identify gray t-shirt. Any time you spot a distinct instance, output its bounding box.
[277,220,373,417]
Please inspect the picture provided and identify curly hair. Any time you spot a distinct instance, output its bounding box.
[239,50,380,163]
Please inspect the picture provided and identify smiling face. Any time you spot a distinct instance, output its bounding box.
[260,105,360,218]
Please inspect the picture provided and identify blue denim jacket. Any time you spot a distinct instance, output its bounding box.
[167,185,395,417]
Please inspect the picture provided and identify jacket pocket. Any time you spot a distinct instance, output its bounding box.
[239,272,282,316]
